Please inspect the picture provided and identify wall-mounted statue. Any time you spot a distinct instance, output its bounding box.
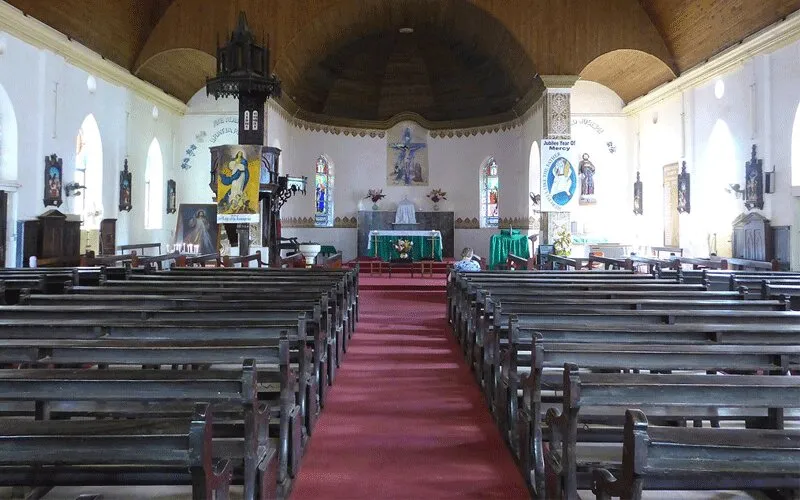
[578,153,596,205]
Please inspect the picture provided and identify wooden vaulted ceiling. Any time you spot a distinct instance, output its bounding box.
[7,0,800,124]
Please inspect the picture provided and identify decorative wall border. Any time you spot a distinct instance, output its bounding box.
[454,216,540,230]
[281,216,358,228]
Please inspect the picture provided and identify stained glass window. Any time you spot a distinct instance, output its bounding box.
[481,157,499,228]
[314,156,334,227]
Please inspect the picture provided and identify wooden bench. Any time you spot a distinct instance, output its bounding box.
[0,319,304,491]
[592,408,800,500]
[117,242,162,255]
[0,404,232,500]
[0,360,274,499]
[223,251,266,268]
[511,339,800,495]
[544,365,800,500]
[175,252,222,267]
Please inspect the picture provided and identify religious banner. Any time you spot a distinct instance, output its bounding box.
[213,144,261,223]
[387,123,428,186]
[540,139,577,212]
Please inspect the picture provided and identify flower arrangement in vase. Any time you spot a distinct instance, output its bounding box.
[427,188,447,211]
[393,238,414,259]
[364,188,386,210]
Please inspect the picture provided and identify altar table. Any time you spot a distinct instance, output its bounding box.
[367,230,443,261]
[489,229,530,269]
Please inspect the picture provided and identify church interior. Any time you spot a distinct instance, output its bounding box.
[0,0,799,499]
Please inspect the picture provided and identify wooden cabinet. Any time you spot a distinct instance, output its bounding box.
[19,210,82,266]
[731,213,773,262]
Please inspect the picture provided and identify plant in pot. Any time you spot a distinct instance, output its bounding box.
[298,241,322,267]
[427,188,447,211]
[553,227,572,257]
[364,189,386,210]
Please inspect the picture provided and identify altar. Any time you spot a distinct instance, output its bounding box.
[357,210,454,258]
[367,230,443,261]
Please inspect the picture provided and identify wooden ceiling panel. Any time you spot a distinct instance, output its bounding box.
[135,48,216,102]
[6,0,174,69]
[639,0,800,71]
[10,0,800,122]
[580,50,676,103]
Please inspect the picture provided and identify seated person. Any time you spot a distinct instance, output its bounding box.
[453,247,481,272]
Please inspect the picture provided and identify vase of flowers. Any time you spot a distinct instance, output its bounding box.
[393,238,414,259]
[365,188,386,210]
[427,188,447,211]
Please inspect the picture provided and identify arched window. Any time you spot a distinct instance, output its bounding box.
[314,155,334,227]
[792,103,800,187]
[144,138,164,230]
[75,115,103,229]
[480,156,499,228]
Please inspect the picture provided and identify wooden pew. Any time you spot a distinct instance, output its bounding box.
[130,250,181,271]
[505,254,530,271]
[223,251,266,268]
[7,298,335,412]
[592,409,800,500]
[725,256,781,271]
[511,339,800,494]
[481,307,800,411]
[586,255,632,270]
[0,318,305,490]
[544,366,800,500]
[117,242,162,255]
[0,404,233,500]
[175,252,223,267]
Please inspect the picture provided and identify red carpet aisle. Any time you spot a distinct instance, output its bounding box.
[290,284,529,499]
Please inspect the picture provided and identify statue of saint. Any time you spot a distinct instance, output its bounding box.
[578,153,596,204]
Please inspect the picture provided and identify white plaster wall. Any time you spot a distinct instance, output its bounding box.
[629,39,800,267]
[0,31,181,264]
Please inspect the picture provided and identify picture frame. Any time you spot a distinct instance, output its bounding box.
[633,171,643,215]
[119,159,132,212]
[677,161,690,214]
[43,153,63,207]
[174,204,218,255]
[166,179,177,214]
[744,144,764,211]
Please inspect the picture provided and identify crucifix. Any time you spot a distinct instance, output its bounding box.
[389,127,426,185]
[206,12,306,265]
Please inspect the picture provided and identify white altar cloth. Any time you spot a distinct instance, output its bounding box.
[367,230,442,249]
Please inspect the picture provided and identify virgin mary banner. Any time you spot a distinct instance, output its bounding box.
[541,139,578,212]
[213,144,261,223]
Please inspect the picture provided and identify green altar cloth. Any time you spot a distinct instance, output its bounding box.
[489,229,530,269]
[368,232,443,261]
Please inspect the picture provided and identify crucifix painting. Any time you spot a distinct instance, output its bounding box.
[387,125,428,186]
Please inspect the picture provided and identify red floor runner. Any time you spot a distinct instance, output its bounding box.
[290,289,529,499]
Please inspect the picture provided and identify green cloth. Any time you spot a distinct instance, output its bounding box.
[489,231,530,269]
[370,235,443,261]
[320,245,337,256]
